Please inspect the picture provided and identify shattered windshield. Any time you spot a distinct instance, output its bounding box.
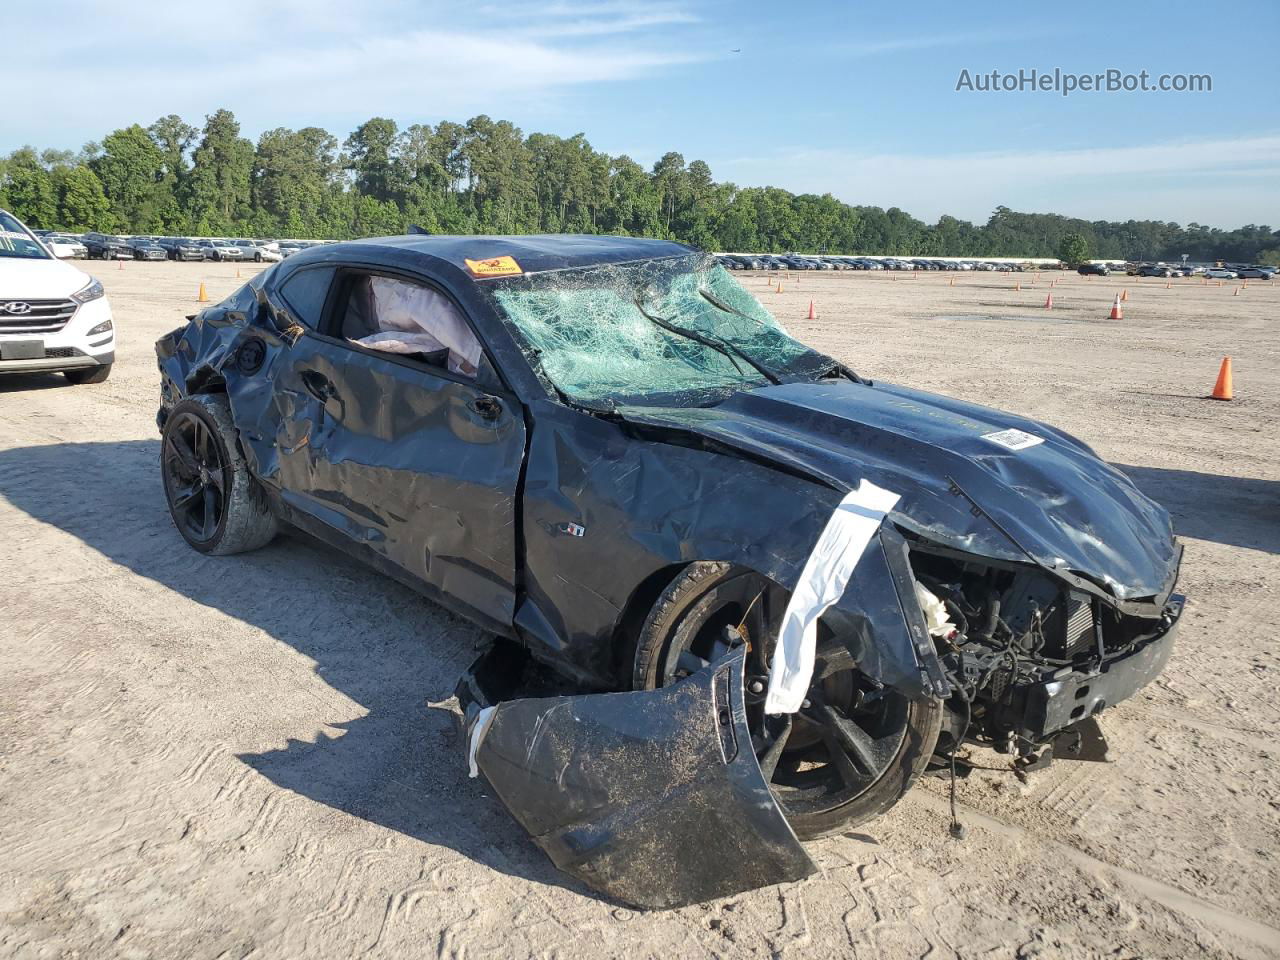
[488,254,833,406]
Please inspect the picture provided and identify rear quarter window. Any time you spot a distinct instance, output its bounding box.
[278,266,337,328]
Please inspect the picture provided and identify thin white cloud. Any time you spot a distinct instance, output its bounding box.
[4,0,709,148]
[719,135,1280,226]
[503,0,700,36]
[831,27,1065,59]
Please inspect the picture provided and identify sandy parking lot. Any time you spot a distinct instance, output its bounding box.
[1,260,1277,959]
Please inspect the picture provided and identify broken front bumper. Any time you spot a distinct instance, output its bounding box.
[459,646,816,909]
[1016,594,1184,743]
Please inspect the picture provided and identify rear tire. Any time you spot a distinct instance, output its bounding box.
[633,561,942,839]
[64,364,111,384]
[161,394,278,555]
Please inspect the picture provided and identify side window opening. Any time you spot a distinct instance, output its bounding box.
[338,273,483,379]
[278,266,337,328]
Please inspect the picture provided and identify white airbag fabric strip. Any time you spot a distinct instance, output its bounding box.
[764,479,901,715]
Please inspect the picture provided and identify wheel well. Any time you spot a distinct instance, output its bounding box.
[610,562,688,686]
[188,371,227,395]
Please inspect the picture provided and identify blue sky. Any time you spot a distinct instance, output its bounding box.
[9,0,1279,227]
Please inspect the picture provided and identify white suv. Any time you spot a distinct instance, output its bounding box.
[0,209,115,383]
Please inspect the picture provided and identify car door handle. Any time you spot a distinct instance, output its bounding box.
[467,395,503,420]
[301,371,335,402]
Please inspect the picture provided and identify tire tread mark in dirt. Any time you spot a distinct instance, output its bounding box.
[307,848,396,926]
[911,791,1280,949]
[177,744,225,787]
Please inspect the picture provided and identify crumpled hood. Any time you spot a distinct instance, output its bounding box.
[622,379,1178,602]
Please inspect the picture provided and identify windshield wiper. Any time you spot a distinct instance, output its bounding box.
[634,299,782,385]
[698,288,766,327]
[816,360,866,385]
[698,288,862,384]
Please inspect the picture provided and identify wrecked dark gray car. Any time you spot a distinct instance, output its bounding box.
[155,235,1183,908]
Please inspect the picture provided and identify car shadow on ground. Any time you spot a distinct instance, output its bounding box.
[0,438,587,898]
[1114,463,1280,555]
[0,372,77,392]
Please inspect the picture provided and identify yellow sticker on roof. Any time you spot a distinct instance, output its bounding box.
[464,255,523,277]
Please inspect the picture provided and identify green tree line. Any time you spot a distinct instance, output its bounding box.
[2,108,1276,264]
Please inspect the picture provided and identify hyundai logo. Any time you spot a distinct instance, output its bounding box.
[1,302,33,315]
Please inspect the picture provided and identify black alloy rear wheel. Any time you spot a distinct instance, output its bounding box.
[161,395,277,555]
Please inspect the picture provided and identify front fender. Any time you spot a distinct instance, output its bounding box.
[519,402,945,698]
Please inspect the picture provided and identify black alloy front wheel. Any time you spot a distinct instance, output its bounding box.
[633,562,942,839]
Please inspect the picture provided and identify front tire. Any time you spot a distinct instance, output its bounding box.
[161,394,278,555]
[64,364,111,384]
[633,561,942,839]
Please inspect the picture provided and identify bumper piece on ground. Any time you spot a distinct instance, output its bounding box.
[458,646,816,909]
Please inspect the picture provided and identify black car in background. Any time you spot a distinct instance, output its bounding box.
[130,237,169,261]
[158,237,207,261]
[1078,263,1109,276]
[83,232,134,260]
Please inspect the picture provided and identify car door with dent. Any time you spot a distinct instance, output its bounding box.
[252,263,526,632]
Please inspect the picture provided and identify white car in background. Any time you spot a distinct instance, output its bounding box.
[0,208,115,383]
[45,235,88,259]
[231,239,282,263]
[194,238,244,261]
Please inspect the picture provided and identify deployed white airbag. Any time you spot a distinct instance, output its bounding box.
[356,276,483,376]
[764,480,901,715]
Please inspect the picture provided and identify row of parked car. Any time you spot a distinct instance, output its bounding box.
[1077,261,1276,279]
[716,254,1032,272]
[30,230,332,264]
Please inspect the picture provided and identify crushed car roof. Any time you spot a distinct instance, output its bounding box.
[290,233,697,277]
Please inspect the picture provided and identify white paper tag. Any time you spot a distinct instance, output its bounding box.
[982,428,1043,451]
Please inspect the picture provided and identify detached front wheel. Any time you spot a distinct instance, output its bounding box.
[633,561,942,839]
[161,395,278,555]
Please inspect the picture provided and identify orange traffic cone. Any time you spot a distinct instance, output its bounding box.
[1109,294,1123,320]
[1120,288,1128,301]
[807,300,816,320]
[236,268,241,279]
[197,282,209,303]
[1210,357,1233,401]
[1044,292,1053,309]
[1015,281,1021,291]
[949,277,955,287]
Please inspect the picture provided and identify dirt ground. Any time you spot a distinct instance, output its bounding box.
[1,260,1277,959]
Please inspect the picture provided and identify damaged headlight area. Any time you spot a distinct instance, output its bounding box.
[457,643,816,909]
[907,540,1184,770]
